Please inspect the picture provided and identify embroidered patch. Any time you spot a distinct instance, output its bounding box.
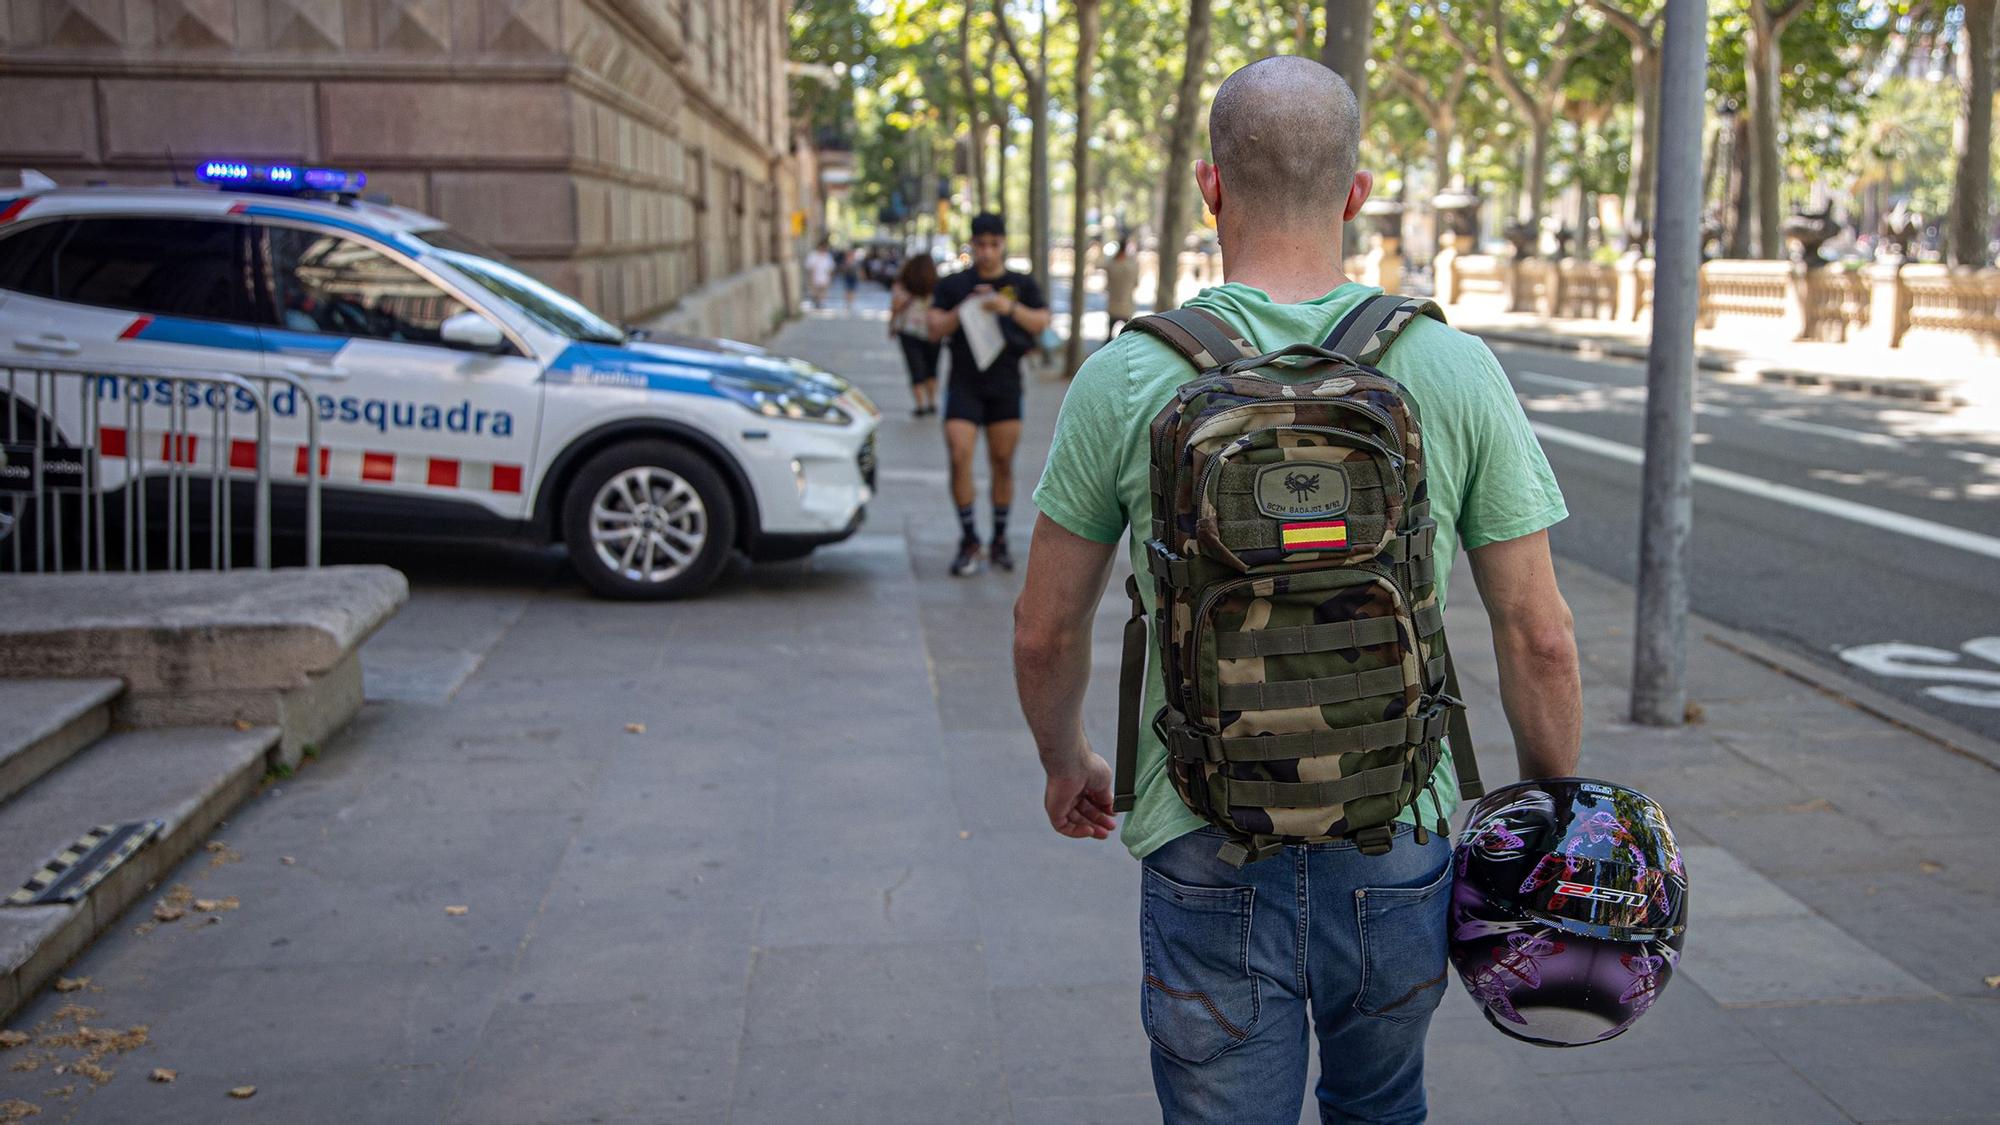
[1280,520,1348,552]
[1254,461,1349,519]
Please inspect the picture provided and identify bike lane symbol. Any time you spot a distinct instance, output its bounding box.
[1838,638,2000,708]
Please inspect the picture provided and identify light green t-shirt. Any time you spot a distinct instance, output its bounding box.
[1033,282,1569,859]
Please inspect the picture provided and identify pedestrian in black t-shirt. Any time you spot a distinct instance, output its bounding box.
[927,213,1051,577]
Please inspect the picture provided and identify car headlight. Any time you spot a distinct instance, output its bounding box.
[712,372,852,425]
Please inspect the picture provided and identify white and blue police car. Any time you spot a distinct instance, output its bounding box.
[0,162,877,598]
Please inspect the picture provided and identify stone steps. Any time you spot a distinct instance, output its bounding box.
[0,679,122,806]
[0,724,278,1018]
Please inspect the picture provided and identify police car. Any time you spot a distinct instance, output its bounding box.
[0,162,877,598]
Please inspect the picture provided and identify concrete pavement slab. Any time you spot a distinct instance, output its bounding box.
[741,938,994,1050]
[1732,998,2000,1122]
[731,1037,1012,1125]
[1679,911,1936,1006]
[445,999,733,1125]
[989,982,1153,1100]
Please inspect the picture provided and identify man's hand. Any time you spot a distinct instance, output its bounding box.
[1044,748,1118,839]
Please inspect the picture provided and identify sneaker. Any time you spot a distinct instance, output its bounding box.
[950,539,983,577]
[988,539,1015,571]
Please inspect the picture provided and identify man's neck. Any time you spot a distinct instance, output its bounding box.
[1217,224,1353,305]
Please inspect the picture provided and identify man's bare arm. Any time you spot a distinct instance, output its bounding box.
[927,302,958,343]
[1466,530,1582,779]
[1013,514,1121,839]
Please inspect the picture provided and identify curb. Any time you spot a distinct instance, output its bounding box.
[1470,326,1976,408]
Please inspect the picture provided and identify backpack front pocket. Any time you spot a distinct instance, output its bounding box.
[1191,424,1404,571]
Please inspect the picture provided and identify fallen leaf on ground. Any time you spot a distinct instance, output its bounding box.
[149,1069,176,1083]
[1983,973,2000,989]
[232,719,253,731]
[227,1086,256,1099]
[1920,860,1945,874]
[1781,798,1833,814]
[8,1061,39,1074]
[280,856,296,866]
[0,1099,38,1120]
[151,904,184,923]
[39,1088,69,1101]
[205,843,241,868]
[69,1062,110,1085]
[958,831,971,839]
[1682,701,1705,724]
[0,1033,26,1049]
[192,897,240,913]
[51,979,86,994]
[444,905,469,917]
[624,722,646,734]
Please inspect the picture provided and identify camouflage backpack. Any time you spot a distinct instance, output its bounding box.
[1114,294,1484,867]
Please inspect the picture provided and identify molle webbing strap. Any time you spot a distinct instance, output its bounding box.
[1113,574,1148,813]
[1214,763,1406,809]
[1439,630,1485,800]
[1323,294,1448,366]
[1167,709,1451,764]
[1216,661,1438,713]
[1214,615,1401,659]
[1209,514,1390,554]
[1126,308,1257,371]
[1413,602,1445,638]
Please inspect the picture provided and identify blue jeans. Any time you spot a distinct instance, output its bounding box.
[1140,824,1453,1125]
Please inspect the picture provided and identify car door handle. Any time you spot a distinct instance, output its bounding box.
[13,334,81,356]
[281,360,350,381]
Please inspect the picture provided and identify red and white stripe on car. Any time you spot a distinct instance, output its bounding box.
[97,426,523,494]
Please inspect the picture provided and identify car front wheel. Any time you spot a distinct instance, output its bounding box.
[561,440,736,599]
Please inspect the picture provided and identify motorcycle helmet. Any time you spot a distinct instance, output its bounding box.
[1448,777,1690,1047]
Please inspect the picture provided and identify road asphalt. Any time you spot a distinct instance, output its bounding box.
[0,290,1994,1124]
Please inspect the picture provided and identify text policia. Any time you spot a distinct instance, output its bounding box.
[92,375,518,439]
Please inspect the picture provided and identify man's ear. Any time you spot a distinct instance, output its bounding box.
[1195,160,1222,218]
[1343,170,1374,223]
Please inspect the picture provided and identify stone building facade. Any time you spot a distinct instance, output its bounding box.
[0,0,800,340]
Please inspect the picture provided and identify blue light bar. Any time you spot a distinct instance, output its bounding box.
[196,160,365,195]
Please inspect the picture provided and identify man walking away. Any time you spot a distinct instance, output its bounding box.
[805,241,834,308]
[1104,237,1139,337]
[929,212,1051,576]
[1012,56,1582,1124]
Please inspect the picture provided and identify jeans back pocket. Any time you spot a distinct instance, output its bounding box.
[1353,851,1453,1024]
[1140,867,1259,1064]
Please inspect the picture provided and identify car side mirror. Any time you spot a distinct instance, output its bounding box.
[440,311,504,351]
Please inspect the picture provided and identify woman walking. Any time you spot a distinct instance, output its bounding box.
[889,255,942,416]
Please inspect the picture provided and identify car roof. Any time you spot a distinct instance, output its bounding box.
[0,183,446,239]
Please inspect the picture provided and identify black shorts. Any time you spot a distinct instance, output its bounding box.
[944,377,1023,426]
[898,334,940,386]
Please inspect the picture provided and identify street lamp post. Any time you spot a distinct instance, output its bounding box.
[1631,0,1709,726]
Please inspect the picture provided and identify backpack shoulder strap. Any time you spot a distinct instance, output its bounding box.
[1323,294,1447,367]
[1124,307,1257,372]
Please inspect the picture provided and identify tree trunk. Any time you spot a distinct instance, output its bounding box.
[1296,0,1314,54]
[1951,0,1995,266]
[1063,0,1102,377]
[1524,116,1552,232]
[994,100,1010,224]
[1745,6,1783,257]
[1432,112,1455,195]
[1319,0,1370,124]
[1728,113,1753,258]
[1158,0,1215,312]
[958,8,987,213]
[1627,44,1660,249]
[1031,8,1052,295]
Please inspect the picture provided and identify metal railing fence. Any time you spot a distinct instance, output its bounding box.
[1,360,319,574]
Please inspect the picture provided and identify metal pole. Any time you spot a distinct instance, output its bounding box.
[1632,0,1709,726]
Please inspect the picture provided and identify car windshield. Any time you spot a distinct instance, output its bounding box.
[415,229,625,345]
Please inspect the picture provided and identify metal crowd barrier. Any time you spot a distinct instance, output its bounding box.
[1,360,320,573]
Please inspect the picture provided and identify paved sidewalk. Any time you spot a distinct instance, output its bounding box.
[1443,301,2000,410]
[2,295,1996,1123]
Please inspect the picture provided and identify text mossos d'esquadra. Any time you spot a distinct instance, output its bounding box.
[92,377,517,438]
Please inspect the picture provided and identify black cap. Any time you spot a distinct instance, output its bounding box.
[970,212,1006,239]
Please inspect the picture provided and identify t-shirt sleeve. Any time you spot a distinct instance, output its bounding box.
[930,273,967,311]
[1032,343,1131,545]
[1014,274,1048,309]
[1448,336,1569,549]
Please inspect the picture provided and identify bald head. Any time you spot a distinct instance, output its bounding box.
[1208,56,1360,223]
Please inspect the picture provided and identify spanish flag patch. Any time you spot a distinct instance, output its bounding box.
[1280,520,1348,552]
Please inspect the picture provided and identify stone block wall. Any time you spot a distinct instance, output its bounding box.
[0,0,796,332]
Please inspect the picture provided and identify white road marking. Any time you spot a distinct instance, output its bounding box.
[1528,420,2000,562]
[1837,639,2000,708]
[1758,414,1907,449]
[1517,370,1602,392]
